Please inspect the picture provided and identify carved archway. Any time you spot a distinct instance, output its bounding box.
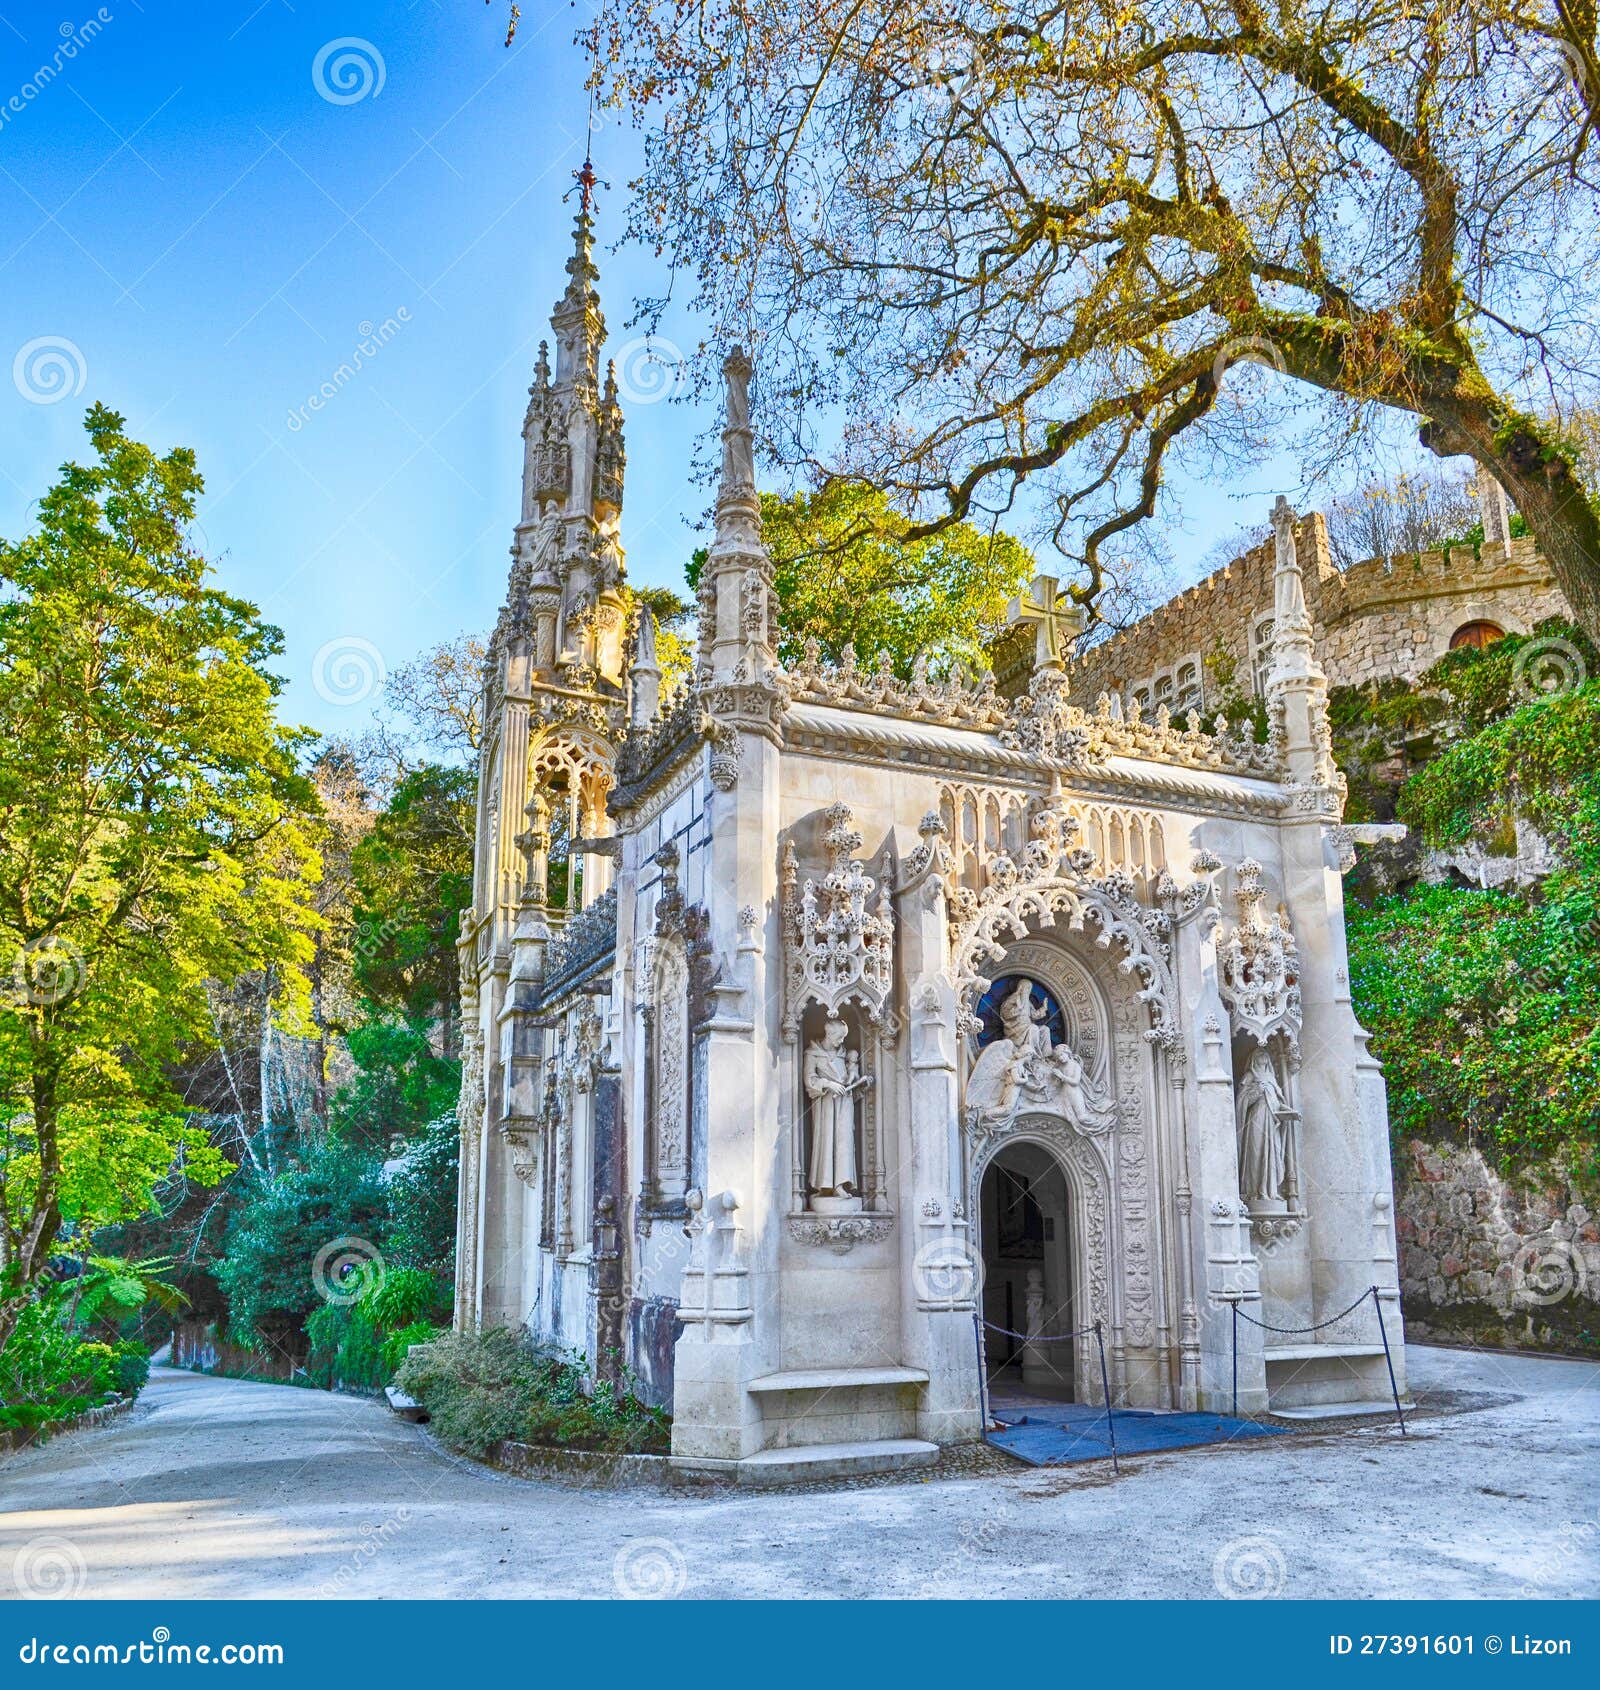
[947,800,1183,1062]
[969,1120,1112,1405]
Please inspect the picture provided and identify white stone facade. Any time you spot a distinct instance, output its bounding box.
[454,219,1408,1480]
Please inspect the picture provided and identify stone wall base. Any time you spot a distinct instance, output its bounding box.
[1397,1139,1598,1355]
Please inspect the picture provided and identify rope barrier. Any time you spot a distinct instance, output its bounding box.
[1226,1285,1408,1434]
[976,1315,1118,1475]
[1230,1287,1378,1335]
[978,1318,1095,1343]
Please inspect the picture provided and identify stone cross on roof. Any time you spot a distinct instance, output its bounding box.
[1006,574,1081,672]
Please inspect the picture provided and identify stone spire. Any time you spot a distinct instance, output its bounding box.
[1475,463,1514,552]
[630,605,661,727]
[699,346,776,683]
[502,189,628,685]
[1267,496,1336,787]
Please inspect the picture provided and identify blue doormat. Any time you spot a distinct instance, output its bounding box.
[987,1402,1294,1465]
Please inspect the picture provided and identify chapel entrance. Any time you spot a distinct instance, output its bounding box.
[978,1142,1079,1404]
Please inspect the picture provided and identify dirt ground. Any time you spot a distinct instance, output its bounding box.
[2,1343,1595,1599]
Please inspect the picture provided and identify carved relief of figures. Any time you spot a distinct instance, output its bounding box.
[1235,1047,1289,1209]
[965,976,1115,1133]
[804,1016,872,1212]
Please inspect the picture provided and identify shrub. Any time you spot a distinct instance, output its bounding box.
[368,1266,446,1331]
[393,1327,671,1458]
[304,1302,386,1393]
[380,1320,439,1374]
[382,1111,459,1277]
[216,1137,389,1351]
[0,1297,123,1428]
[393,1326,544,1456]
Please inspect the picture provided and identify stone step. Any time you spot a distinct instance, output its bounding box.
[1263,1343,1387,1364]
[747,1365,929,1395]
[733,1438,940,1485]
[1271,1399,1411,1421]
[384,1384,429,1422]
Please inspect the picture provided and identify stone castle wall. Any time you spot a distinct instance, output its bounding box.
[1396,1141,1598,1355]
[1072,520,1567,711]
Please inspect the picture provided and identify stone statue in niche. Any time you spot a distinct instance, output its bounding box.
[965,976,1115,1133]
[805,1016,872,1214]
[1235,1046,1290,1209]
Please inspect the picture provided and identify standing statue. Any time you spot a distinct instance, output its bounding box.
[1235,1046,1289,1208]
[805,1017,871,1203]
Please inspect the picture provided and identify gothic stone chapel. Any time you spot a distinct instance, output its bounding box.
[453,203,1408,1483]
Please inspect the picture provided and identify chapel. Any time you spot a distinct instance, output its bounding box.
[451,200,1408,1482]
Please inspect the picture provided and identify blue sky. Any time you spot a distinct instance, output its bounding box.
[0,0,1394,740]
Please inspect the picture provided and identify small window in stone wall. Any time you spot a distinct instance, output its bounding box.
[1153,672,1174,710]
[1449,620,1505,650]
[1175,658,1201,713]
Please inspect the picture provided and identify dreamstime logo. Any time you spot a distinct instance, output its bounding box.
[11,1536,87,1598]
[612,1538,687,1598]
[312,636,386,706]
[285,309,411,432]
[1511,636,1587,701]
[1509,1238,1587,1307]
[1212,1534,1287,1599]
[1211,336,1287,390]
[312,1236,386,1306]
[0,11,114,132]
[913,1236,984,1304]
[914,36,989,106]
[9,936,88,1007]
[12,336,86,404]
[1544,39,1595,101]
[613,337,687,406]
[312,37,385,105]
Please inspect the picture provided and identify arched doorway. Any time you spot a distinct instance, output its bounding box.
[978,1141,1081,1405]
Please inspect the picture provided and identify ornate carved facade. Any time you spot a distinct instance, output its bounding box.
[456,197,1409,1480]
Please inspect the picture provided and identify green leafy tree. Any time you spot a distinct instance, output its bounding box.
[215,1136,388,1356]
[688,482,1035,675]
[349,764,474,1046]
[0,406,321,1356]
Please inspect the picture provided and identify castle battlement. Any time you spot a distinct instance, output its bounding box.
[1073,518,1565,711]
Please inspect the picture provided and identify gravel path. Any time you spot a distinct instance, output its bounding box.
[2,1345,1595,1599]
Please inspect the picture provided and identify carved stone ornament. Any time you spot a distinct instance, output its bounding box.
[787,1213,896,1255]
[781,801,896,1041]
[1216,859,1302,1048]
[947,796,1182,1058]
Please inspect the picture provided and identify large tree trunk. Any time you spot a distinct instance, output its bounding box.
[1279,315,1600,642]
[1414,390,1600,643]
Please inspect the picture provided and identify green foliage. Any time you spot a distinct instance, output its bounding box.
[0,1290,136,1427]
[382,1112,459,1276]
[1401,681,1600,849]
[686,481,1035,676]
[1347,662,1600,1181]
[394,1327,671,1459]
[349,763,474,1034]
[367,1265,445,1330]
[1348,841,1600,1179]
[380,1320,440,1373]
[0,405,321,1346]
[215,1138,388,1350]
[58,1254,188,1331]
[304,1301,386,1392]
[327,1017,460,1152]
